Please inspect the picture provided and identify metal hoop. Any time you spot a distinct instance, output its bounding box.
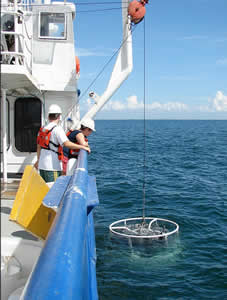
[109,217,179,239]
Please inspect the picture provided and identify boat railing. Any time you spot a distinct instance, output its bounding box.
[20,150,99,300]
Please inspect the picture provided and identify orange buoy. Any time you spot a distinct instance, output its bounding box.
[75,56,80,74]
[128,0,148,24]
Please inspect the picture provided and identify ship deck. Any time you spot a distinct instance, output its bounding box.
[1,179,39,241]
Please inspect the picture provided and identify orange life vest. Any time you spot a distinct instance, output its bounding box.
[37,126,63,160]
[57,146,63,161]
[66,130,88,158]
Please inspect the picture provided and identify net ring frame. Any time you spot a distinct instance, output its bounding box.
[109,217,179,239]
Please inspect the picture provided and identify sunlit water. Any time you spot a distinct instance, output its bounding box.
[88,120,226,300]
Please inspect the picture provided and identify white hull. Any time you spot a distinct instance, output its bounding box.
[1,237,43,300]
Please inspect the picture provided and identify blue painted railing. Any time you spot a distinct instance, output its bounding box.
[22,150,99,300]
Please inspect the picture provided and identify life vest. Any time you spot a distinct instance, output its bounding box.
[66,130,73,137]
[57,146,63,161]
[37,126,63,160]
[66,130,88,158]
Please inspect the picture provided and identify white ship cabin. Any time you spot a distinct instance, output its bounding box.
[1,0,80,180]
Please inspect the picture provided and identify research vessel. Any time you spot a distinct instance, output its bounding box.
[1,0,147,298]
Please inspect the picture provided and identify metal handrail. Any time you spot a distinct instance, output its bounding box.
[1,51,25,57]
[1,2,33,68]
[1,31,25,36]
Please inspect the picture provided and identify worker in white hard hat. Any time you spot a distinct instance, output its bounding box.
[62,118,95,175]
[34,104,91,183]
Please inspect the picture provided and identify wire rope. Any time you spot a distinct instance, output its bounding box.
[75,1,129,4]
[76,7,127,13]
[1,1,132,11]
[142,17,146,221]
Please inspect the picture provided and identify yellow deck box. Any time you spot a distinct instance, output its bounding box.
[10,166,56,240]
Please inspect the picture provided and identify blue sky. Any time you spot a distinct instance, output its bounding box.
[73,0,227,120]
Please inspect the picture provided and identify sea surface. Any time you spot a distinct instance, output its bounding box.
[87,120,226,300]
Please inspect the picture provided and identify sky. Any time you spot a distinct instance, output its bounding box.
[73,0,227,120]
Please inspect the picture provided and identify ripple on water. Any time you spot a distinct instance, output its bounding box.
[89,120,226,300]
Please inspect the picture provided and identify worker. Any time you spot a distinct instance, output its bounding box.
[62,118,95,175]
[34,104,90,183]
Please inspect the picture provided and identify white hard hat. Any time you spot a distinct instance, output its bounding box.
[81,118,96,131]
[48,104,62,115]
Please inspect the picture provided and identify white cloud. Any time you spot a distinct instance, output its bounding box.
[82,92,227,119]
[216,37,227,43]
[127,95,143,110]
[100,96,188,112]
[147,93,227,113]
[100,100,123,111]
[216,58,227,65]
[76,48,113,57]
[212,91,227,112]
[160,75,197,81]
[198,104,212,112]
[111,101,125,111]
[84,91,227,113]
[198,91,227,112]
[150,102,189,112]
[101,95,142,111]
[180,35,208,40]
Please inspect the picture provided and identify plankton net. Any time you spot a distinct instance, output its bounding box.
[109,217,179,240]
[109,18,179,241]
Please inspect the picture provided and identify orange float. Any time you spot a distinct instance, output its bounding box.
[128,0,148,24]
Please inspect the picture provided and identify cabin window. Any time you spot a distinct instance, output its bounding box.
[15,98,41,152]
[39,12,66,39]
[1,14,15,60]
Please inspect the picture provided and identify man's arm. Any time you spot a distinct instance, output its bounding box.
[34,144,41,169]
[63,140,91,153]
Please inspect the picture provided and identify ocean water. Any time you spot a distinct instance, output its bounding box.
[88,120,226,300]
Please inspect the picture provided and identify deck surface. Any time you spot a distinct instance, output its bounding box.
[1,179,39,241]
[1,180,20,199]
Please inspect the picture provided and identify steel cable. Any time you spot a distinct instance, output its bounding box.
[142,17,146,221]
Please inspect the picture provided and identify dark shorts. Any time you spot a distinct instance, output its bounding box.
[39,169,62,183]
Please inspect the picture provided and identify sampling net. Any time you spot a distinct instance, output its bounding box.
[109,217,179,240]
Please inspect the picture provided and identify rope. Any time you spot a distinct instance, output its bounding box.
[142,17,146,221]
[75,1,130,4]
[77,7,127,13]
[1,2,130,15]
